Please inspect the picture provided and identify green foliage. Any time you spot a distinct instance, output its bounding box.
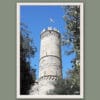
[20,23,36,94]
[47,78,67,95]
[62,6,80,54]
[60,6,80,95]
[48,76,80,95]
[65,66,80,94]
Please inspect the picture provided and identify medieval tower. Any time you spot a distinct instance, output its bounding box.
[30,27,62,95]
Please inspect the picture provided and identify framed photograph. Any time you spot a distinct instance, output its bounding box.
[17,2,84,99]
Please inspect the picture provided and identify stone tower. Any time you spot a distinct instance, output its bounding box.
[39,27,62,94]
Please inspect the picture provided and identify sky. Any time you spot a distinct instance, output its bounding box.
[20,5,75,79]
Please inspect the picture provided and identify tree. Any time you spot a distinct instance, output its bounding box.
[62,5,80,95]
[47,78,67,95]
[20,22,36,94]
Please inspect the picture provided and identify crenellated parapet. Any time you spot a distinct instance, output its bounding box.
[40,27,60,39]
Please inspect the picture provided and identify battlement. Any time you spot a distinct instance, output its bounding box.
[40,27,60,39]
[41,27,59,34]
